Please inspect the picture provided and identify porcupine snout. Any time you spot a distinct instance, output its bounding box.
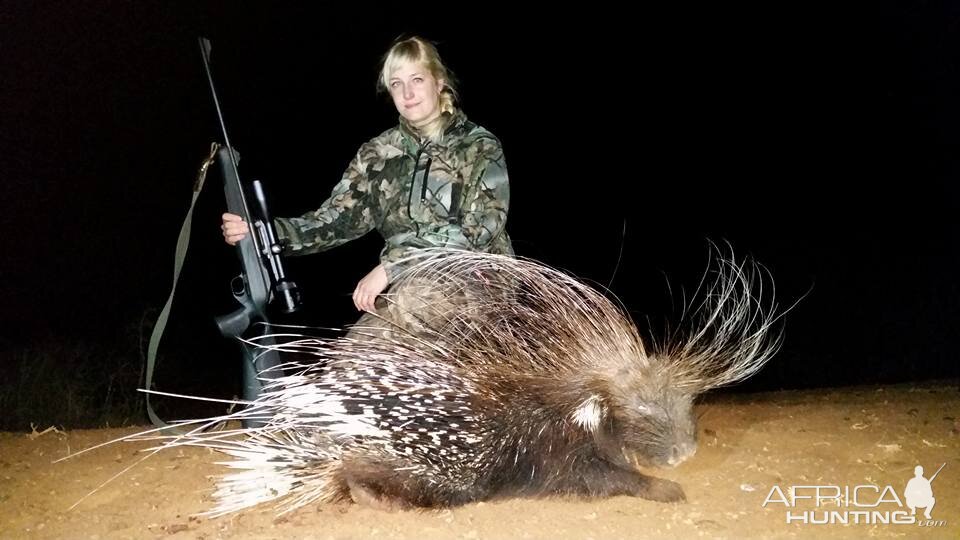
[663,406,698,467]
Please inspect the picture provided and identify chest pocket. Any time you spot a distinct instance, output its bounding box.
[408,152,462,224]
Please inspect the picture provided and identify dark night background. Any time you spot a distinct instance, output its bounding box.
[1,2,957,426]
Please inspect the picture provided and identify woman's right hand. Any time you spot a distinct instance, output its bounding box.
[221,212,249,245]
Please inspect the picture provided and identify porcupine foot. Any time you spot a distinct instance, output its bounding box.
[552,465,687,503]
[633,475,686,503]
[342,460,486,510]
[345,476,479,510]
[346,479,414,512]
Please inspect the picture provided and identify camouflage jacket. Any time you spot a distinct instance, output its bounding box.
[274,109,513,282]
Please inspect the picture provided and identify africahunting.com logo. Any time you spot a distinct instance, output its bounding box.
[762,463,946,527]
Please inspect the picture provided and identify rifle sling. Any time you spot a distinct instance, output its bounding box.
[144,143,220,434]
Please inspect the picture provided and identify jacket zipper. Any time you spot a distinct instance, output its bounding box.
[407,141,431,228]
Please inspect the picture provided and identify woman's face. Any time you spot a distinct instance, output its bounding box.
[388,61,444,128]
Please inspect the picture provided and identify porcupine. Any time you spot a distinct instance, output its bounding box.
[146,244,787,516]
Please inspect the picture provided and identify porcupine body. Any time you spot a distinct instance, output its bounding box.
[175,246,786,516]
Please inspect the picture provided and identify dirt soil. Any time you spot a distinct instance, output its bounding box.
[2,382,957,540]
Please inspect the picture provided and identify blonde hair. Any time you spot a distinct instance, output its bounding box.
[378,36,459,141]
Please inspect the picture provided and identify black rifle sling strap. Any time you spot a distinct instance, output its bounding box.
[144,143,220,432]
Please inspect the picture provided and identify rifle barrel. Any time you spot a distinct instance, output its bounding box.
[198,37,251,220]
[929,462,946,483]
[198,38,233,150]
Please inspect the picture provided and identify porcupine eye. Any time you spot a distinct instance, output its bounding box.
[635,404,654,415]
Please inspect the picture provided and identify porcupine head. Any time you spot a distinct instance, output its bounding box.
[560,253,784,483]
[575,362,699,472]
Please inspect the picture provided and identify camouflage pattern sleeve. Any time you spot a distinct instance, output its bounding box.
[381,137,510,282]
[273,145,379,256]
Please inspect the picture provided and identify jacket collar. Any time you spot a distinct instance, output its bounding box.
[398,108,469,149]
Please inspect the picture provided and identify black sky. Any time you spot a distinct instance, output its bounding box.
[1,1,957,397]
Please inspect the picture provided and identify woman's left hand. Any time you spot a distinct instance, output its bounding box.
[353,264,389,312]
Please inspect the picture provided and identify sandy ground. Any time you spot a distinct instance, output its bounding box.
[2,382,957,540]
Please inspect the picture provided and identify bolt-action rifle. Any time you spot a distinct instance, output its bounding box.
[199,36,303,412]
[144,37,302,430]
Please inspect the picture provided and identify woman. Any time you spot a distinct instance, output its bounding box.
[222,35,513,330]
